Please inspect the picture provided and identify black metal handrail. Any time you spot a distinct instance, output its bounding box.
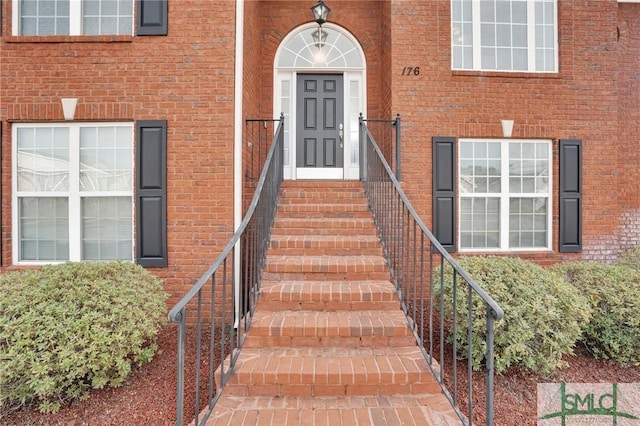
[245,118,281,181]
[361,114,401,180]
[167,114,284,426]
[359,116,504,425]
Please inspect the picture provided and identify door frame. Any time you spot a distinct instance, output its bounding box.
[273,23,367,181]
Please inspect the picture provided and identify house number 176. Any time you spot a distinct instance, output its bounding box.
[401,67,420,76]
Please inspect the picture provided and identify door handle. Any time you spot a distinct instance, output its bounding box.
[339,123,344,148]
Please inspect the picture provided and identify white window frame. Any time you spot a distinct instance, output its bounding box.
[12,0,134,36]
[12,122,135,265]
[451,0,559,73]
[458,138,553,252]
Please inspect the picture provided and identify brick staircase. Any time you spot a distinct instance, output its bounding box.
[206,181,459,425]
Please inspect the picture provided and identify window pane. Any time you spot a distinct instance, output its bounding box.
[19,197,69,261]
[512,1,527,23]
[460,142,501,194]
[82,0,133,35]
[496,1,510,23]
[17,127,69,191]
[497,47,511,69]
[496,24,511,47]
[84,17,100,35]
[481,47,496,69]
[460,197,500,249]
[453,0,557,72]
[513,25,527,47]
[480,0,495,22]
[20,0,70,35]
[513,48,528,70]
[80,126,132,191]
[509,197,547,248]
[82,197,132,260]
[452,0,474,70]
[453,46,464,69]
[481,23,496,46]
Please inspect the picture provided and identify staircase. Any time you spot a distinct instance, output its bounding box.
[207,181,459,425]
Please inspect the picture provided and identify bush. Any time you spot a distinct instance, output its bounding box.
[614,246,640,271]
[553,261,640,365]
[0,261,168,413]
[439,256,591,373]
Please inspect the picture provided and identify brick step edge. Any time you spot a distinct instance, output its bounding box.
[208,394,460,425]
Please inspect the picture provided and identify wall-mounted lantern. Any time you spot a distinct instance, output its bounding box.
[310,1,330,48]
[310,0,331,26]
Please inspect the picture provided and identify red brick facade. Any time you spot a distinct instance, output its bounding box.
[1,1,639,301]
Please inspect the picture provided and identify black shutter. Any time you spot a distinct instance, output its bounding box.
[559,139,582,252]
[136,120,168,267]
[137,0,168,36]
[432,137,456,252]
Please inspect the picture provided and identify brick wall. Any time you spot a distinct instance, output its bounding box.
[0,1,238,305]
[1,0,638,302]
[387,0,639,261]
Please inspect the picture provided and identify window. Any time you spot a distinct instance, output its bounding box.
[14,0,133,36]
[451,0,557,72]
[13,123,134,263]
[459,139,551,250]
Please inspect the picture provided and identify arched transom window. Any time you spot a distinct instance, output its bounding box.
[277,24,364,70]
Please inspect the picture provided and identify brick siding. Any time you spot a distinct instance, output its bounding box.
[1,0,639,299]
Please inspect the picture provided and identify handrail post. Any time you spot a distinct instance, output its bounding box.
[175,310,186,426]
[485,308,496,426]
[394,113,401,181]
[359,113,367,181]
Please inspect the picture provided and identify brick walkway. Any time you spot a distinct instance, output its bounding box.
[204,181,460,425]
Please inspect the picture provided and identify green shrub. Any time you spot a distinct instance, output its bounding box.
[439,256,591,373]
[0,261,168,413]
[553,261,640,365]
[614,246,640,271]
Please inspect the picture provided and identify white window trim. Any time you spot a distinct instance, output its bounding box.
[452,0,559,73]
[458,138,553,252]
[12,0,135,36]
[12,122,135,265]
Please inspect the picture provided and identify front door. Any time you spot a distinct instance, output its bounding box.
[296,74,344,179]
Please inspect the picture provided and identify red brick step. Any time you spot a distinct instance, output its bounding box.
[205,181,457,425]
[258,280,399,311]
[220,346,441,397]
[243,309,415,348]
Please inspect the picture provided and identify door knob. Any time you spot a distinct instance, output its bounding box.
[339,123,344,148]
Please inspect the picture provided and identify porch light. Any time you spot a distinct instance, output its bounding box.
[310,0,330,48]
[310,0,330,26]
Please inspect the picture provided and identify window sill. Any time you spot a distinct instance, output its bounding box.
[4,35,134,43]
[452,70,561,79]
[458,249,555,254]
